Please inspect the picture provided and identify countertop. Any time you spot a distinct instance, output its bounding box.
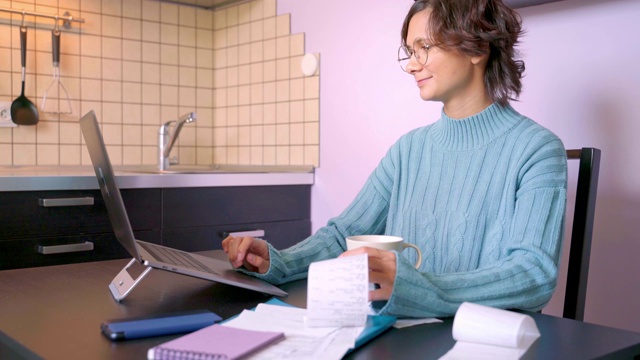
[0,165,315,191]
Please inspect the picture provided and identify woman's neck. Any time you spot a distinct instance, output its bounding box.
[443,92,494,119]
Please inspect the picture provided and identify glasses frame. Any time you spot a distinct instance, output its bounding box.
[397,38,433,72]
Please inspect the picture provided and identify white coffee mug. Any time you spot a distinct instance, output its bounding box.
[345,235,423,269]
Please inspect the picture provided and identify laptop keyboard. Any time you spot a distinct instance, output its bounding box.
[137,242,218,275]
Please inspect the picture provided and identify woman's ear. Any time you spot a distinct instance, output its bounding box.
[470,49,490,66]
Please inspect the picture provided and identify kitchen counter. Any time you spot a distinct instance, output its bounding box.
[0,165,315,192]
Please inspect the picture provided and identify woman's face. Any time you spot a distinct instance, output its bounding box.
[405,9,484,108]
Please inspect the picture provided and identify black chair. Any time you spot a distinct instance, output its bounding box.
[563,148,601,321]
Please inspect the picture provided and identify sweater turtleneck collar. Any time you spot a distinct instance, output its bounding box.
[429,103,523,151]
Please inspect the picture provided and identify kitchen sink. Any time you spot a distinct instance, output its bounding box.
[115,164,315,174]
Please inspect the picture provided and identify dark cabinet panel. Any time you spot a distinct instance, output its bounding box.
[0,230,160,270]
[0,189,161,240]
[0,185,312,270]
[162,219,311,252]
[163,185,311,229]
[0,188,161,270]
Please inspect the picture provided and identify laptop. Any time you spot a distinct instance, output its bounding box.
[79,110,287,301]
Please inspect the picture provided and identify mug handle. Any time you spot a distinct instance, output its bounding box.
[401,243,423,269]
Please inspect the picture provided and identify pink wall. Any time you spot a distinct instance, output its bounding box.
[278,0,640,332]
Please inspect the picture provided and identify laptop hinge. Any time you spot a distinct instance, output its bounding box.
[108,258,153,302]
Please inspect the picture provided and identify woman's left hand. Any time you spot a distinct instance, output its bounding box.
[339,247,397,301]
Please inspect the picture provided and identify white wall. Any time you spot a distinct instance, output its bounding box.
[278,0,640,332]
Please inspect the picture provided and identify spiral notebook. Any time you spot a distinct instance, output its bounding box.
[147,324,284,360]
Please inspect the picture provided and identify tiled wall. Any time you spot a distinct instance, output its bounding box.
[0,0,320,167]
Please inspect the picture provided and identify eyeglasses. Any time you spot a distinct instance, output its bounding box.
[397,38,432,72]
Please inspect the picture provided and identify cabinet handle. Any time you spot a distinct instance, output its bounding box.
[38,197,94,207]
[224,229,265,239]
[38,242,94,255]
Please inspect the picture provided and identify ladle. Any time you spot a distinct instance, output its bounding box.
[11,23,39,126]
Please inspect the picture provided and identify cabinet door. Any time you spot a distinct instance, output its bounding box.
[0,188,161,270]
[162,186,311,229]
[0,230,160,270]
[162,220,311,252]
[0,189,161,240]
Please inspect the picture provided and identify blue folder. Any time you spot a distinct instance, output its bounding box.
[261,298,397,352]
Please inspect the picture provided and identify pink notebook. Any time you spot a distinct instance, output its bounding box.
[147,324,284,360]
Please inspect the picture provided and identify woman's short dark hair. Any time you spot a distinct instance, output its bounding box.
[401,0,525,106]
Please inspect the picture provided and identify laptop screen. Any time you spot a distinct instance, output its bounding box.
[79,110,142,262]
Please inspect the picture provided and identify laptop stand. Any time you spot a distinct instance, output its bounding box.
[108,258,153,301]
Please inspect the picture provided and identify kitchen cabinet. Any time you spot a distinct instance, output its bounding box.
[0,189,161,270]
[0,185,311,270]
[162,185,311,251]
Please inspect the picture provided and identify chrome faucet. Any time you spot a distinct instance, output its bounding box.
[158,112,197,171]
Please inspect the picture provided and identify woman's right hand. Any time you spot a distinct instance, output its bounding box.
[221,236,270,274]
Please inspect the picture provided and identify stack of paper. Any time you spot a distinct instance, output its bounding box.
[149,254,397,360]
[224,303,363,360]
[223,254,373,360]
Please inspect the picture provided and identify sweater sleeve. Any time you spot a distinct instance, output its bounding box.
[247,158,396,285]
[376,141,568,318]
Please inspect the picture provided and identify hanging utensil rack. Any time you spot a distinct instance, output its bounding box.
[0,7,84,29]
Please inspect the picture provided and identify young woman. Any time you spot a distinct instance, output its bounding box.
[222,0,567,318]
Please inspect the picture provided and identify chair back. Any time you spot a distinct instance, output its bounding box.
[563,148,601,321]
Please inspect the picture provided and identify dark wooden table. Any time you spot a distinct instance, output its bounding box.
[1,252,639,359]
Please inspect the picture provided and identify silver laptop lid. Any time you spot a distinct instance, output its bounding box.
[79,110,142,262]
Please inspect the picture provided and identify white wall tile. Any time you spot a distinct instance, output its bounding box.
[0,1,317,167]
[197,8,213,29]
[179,6,196,27]
[102,0,121,17]
[161,24,179,45]
[37,144,59,165]
[142,1,160,22]
[102,15,122,38]
[276,14,290,37]
[213,9,226,30]
[60,144,81,165]
[289,145,303,165]
[123,19,142,40]
[122,40,142,61]
[142,21,160,43]
[263,0,276,18]
[123,61,142,82]
[160,3,179,25]
[102,80,122,102]
[142,42,160,63]
[81,34,102,56]
[226,6,238,27]
[250,0,264,21]
[102,37,122,59]
[102,59,122,81]
[123,0,142,19]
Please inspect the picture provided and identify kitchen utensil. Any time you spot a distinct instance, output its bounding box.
[41,25,72,114]
[11,25,39,126]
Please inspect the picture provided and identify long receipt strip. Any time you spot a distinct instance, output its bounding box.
[440,302,541,360]
[306,253,369,327]
[223,254,370,360]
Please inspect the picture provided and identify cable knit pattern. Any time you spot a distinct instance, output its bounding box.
[248,103,567,318]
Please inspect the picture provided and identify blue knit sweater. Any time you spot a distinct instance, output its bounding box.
[251,103,567,318]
